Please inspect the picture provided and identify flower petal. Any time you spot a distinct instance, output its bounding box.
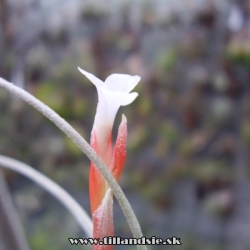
[78,67,104,88]
[117,92,138,106]
[105,74,140,93]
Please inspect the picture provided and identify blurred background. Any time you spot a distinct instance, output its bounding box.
[1,0,250,249]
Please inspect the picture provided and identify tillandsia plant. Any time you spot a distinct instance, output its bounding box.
[78,68,140,249]
[0,69,147,250]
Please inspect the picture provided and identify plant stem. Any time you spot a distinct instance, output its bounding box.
[0,155,93,237]
[0,77,147,250]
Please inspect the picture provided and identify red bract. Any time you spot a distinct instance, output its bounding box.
[90,116,127,250]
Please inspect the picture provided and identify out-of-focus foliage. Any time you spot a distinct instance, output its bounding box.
[1,0,250,249]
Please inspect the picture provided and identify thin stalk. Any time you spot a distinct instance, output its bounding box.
[0,77,146,250]
[0,170,30,250]
[0,155,93,237]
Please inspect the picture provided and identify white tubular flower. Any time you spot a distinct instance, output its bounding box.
[78,67,140,154]
[78,67,140,250]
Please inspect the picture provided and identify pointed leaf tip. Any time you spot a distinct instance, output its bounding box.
[121,114,127,123]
